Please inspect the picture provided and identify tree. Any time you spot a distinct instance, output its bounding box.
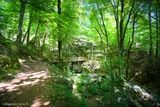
[111,0,138,57]
[155,0,160,57]
[16,0,27,44]
[148,0,153,56]
[126,13,137,78]
[57,0,62,61]
[22,10,33,44]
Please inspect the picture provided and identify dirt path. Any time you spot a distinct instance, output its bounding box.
[0,58,52,107]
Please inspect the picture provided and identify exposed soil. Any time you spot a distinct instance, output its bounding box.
[0,59,52,107]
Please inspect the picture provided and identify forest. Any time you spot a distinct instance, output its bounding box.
[0,0,160,107]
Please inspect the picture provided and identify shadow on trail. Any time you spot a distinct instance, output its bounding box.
[0,58,52,107]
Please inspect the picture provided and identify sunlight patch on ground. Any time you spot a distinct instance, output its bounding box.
[31,97,50,107]
[0,71,50,93]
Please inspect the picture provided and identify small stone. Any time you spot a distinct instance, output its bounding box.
[43,101,50,106]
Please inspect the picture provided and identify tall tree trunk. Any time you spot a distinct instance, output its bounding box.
[148,0,153,56]
[16,0,27,44]
[96,3,109,48]
[156,3,159,57]
[111,0,136,56]
[22,29,28,44]
[126,14,137,79]
[34,21,41,48]
[22,11,33,45]
[41,32,47,55]
[57,0,62,61]
[27,11,33,45]
[26,18,32,45]
[159,6,160,56]
[119,0,124,57]
[111,0,120,50]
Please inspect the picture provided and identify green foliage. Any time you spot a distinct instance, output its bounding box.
[0,0,160,106]
[50,64,88,107]
[0,54,19,81]
[52,82,88,107]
